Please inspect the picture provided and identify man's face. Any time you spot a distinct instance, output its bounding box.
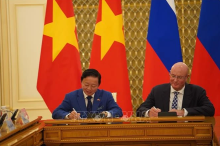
[170,69,188,91]
[81,76,99,96]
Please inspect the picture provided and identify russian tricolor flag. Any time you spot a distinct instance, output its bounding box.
[142,0,182,100]
[190,0,220,116]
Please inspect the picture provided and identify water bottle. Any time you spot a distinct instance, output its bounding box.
[1,106,9,119]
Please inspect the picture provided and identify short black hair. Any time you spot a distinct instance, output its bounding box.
[81,69,101,85]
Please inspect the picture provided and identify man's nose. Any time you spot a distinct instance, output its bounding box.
[173,77,178,81]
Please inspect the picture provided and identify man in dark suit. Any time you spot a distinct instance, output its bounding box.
[137,62,215,117]
[52,69,123,119]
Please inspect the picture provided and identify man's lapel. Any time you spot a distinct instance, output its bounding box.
[182,84,191,108]
[77,89,87,112]
[92,90,101,111]
[162,84,171,111]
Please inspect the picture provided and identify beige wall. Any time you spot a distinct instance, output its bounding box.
[0,0,51,121]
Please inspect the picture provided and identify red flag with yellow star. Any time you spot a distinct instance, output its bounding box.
[90,0,133,117]
[37,0,82,112]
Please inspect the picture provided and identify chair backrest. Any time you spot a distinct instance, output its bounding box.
[112,92,117,102]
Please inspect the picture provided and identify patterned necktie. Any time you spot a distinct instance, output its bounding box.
[171,92,179,109]
[87,96,93,112]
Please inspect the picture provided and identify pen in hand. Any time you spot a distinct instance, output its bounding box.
[71,108,81,119]
[152,106,161,112]
[149,106,161,117]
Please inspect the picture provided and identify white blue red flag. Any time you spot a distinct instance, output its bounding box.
[142,0,182,100]
[190,0,220,116]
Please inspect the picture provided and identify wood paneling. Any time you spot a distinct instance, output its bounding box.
[43,117,213,146]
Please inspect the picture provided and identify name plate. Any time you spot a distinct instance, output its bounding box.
[6,119,15,131]
[21,115,29,124]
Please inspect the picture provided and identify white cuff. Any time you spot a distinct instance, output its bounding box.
[145,110,150,117]
[65,113,70,119]
[183,108,188,117]
[106,111,111,117]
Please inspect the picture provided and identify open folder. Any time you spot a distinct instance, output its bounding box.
[158,112,177,117]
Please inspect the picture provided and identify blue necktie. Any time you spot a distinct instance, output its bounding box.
[171,92,179,109]
[87,96,92,112]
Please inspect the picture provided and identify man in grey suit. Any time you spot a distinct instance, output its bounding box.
[137,62,215,117]
[52,69,122,119]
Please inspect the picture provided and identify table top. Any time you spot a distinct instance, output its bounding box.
[43,116,206,125]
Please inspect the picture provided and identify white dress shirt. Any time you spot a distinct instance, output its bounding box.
[83,92,111,117]
[145,85,188,117]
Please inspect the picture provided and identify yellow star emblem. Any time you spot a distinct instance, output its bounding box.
[94,0,125,60]
[43,0,79,61]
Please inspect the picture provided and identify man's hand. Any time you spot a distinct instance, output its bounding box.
[101,111,108,117]
[68,111,80,119]
[169,109,184,116]
[149,107,161,117]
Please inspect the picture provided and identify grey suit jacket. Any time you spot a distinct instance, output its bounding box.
[136,83,215,117]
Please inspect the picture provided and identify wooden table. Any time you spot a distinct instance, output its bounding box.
[0,116,44,146]
[1,116,219,146]
[43,116,214,146]
[209,116,220,146]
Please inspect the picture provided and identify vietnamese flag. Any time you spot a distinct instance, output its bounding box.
[142,0,182,100]
[190,0,220,116]
[89,0,133,117]
[37,0,82,112]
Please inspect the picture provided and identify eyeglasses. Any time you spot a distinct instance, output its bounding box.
[82,83,98,89]
[170,74,187,80]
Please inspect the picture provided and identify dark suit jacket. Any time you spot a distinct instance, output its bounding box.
[52,89,123,119]
[136,83,215,117]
